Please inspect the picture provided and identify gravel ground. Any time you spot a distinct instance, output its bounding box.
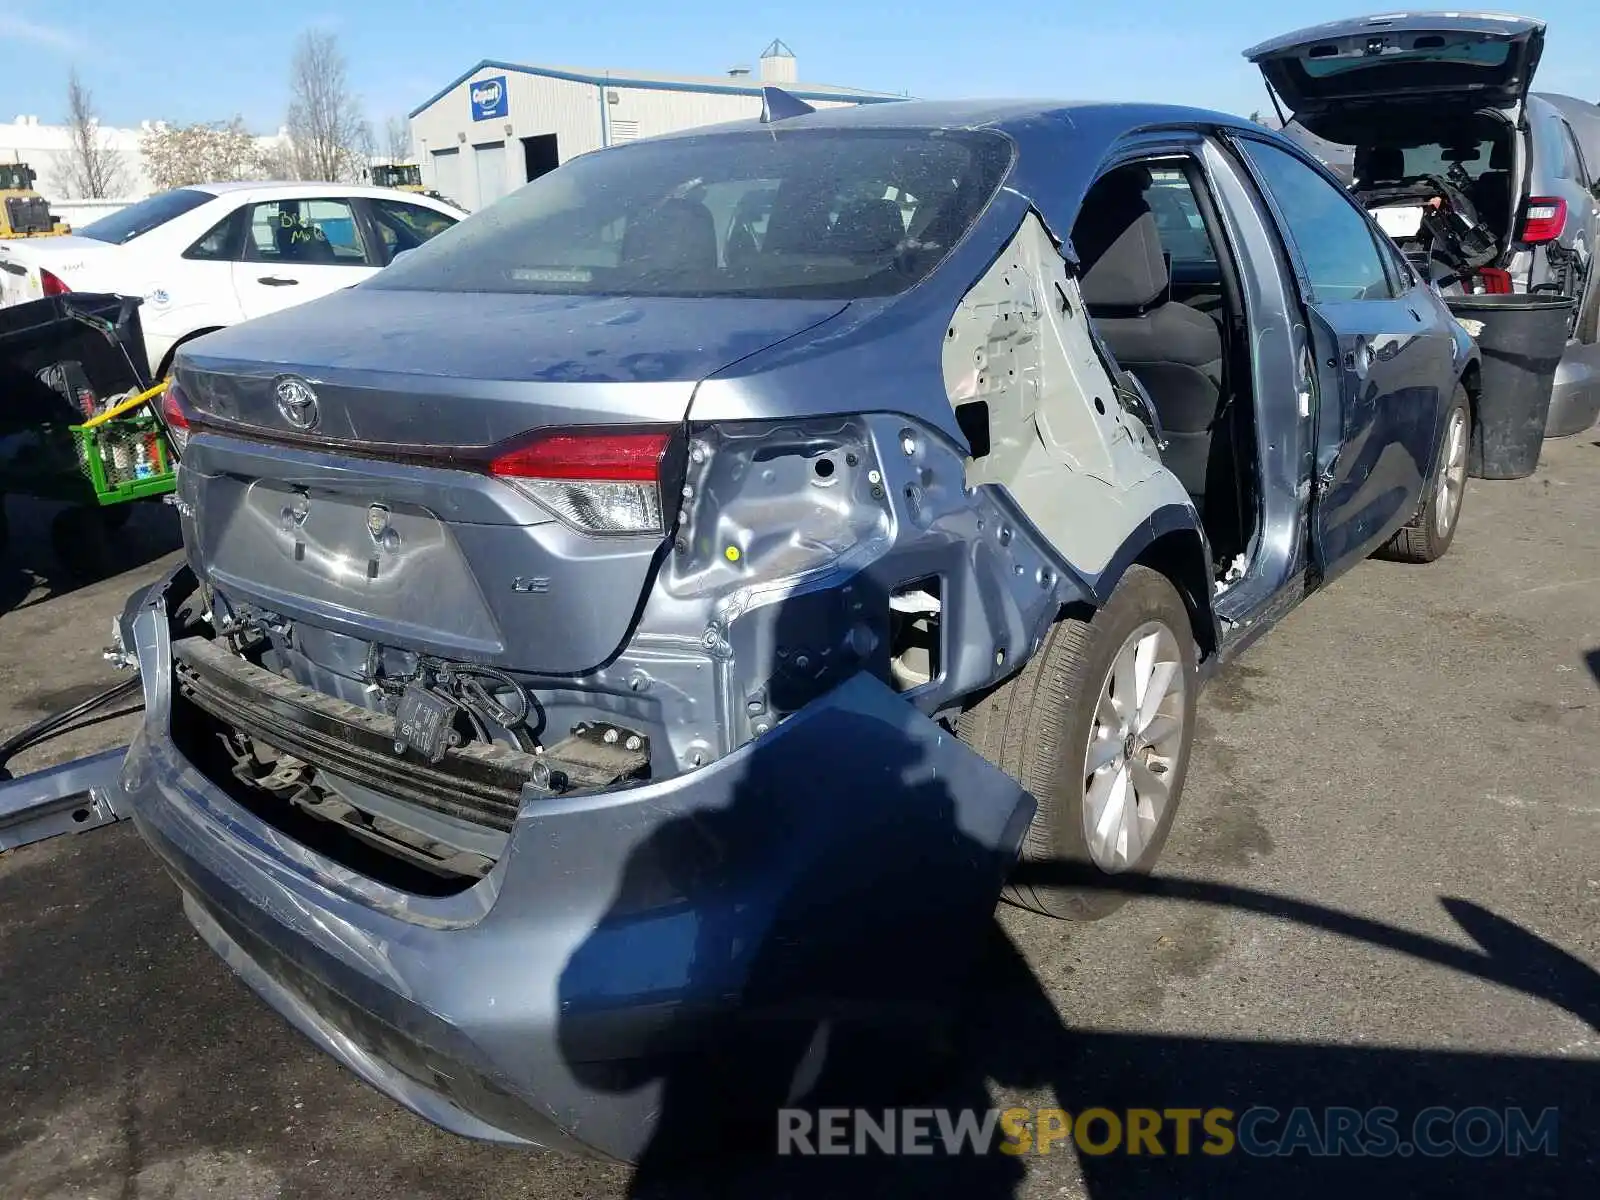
[2,433,1597,1199]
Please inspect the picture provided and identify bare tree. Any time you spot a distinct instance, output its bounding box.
[62,69,128,198]
[257,135,299,181]
[141,118,266,190]
[284,29,370,182]
[384,115,412,164]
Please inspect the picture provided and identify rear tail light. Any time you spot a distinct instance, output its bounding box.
[40,268,70,296]
[489,428,674,535]
[1519,197,1567,244]
[1476,267,1513,294]
[160,382,192,455]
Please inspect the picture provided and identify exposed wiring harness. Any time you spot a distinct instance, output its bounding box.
[0,676,142,782]
[362,643,532,749]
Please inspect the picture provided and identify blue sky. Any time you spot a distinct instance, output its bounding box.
[2,2,1597,134]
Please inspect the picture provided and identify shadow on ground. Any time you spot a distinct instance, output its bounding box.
[0,495,181,614]
[567,776,1599,1199]
[2,585,1595,1200]
[553,580,1598,1196]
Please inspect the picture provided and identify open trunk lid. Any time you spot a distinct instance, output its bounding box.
[1244,12,1547,134]
[172,285,848,674]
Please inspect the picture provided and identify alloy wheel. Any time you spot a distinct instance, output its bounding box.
[1082,620,1188,872]
[1435,406,1468,539]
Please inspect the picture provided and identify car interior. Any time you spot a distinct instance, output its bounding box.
[248,201,366,266]
[1070,158,1260,578]
[1335,112,1519,259]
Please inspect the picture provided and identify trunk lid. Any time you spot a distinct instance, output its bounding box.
[1244,13,1546,134]
[0,235,115,307]
[174,285,848,675]
[175,285,847,443]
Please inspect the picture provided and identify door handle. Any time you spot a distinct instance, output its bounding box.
[257,275,299,286]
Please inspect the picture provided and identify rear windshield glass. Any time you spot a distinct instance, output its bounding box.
[1273,36,1518,101]
[368,128,1013,300]
[1301,39,1510,78]
[75,188,214,245]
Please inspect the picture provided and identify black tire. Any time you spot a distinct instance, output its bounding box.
[1376,384,1470,564]
[50,506,113,580]
[958,565,1199,921]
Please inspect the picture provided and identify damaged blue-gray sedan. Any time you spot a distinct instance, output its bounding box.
[114,92,1479,1161]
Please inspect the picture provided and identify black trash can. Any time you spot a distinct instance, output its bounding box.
[1445,293,1574,480]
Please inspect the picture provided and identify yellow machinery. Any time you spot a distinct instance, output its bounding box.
[0,163,70,238]
[371,163,424,193]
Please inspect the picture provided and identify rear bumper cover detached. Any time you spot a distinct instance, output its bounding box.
[116,564,1035,1162]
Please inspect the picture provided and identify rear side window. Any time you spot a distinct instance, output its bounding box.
[1144,169,1217,266]
[75,188,214,245]
[184,209,247,261]
[1559,123,1589,185]
[369,128,1014,300]
[367,199,458,261]
[1237,138,1396,302]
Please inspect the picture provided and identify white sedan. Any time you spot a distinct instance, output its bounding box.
[0,181,464,378]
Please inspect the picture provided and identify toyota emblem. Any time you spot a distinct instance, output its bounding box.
[274,376,320,430]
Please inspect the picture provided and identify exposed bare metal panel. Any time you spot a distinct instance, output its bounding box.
[944,213,1195,578]
[611,413,1083,771]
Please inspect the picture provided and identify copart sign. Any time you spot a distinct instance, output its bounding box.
[471,76,508,121]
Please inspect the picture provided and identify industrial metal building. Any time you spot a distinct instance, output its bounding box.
[407,40,903,211]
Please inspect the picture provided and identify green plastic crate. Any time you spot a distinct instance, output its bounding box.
[71,410,177,504]
[0,408,176,507]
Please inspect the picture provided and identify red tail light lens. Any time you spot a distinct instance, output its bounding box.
[1476,267,1513,294]
[160,382,192,454]
[1519,197,1567,244]
[489,428,673,535]
[40,268,70,296]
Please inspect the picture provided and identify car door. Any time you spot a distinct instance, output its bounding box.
[1232,135,1456,576]
[230,196,382,321]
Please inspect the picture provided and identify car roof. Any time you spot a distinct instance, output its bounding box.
[190,180,441,201]
[649,97,1253,142]
[636,97,1305,270]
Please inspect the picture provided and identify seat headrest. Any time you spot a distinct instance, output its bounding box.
[829,198,904,257]
[1490,139,1512,169]
[621,199,717,273]
[1074,167,1168,311]
[1355,145,1405,183]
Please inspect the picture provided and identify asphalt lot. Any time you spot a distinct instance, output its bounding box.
[2,434,1598,1198]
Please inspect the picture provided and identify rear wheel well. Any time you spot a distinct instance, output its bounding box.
[1125,529,1217,662]
[156,326,225,381]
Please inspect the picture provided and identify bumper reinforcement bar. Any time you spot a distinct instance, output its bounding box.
[170,637,653,832]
